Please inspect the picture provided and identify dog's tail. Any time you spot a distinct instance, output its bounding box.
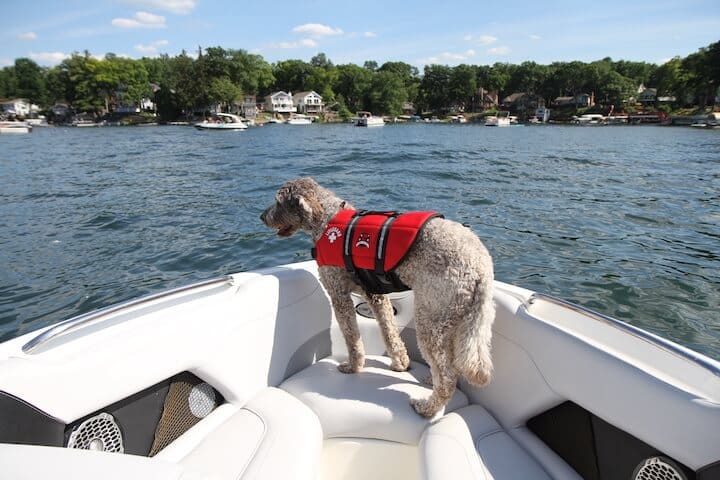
[452,278,495,386]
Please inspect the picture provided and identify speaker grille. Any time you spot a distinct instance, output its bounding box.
[633,457,687,480]
[66,412,124,453]
[149,373,219,456]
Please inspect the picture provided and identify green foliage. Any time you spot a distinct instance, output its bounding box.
[369,71,406,116]
[2,40,717,120]
[209,77,242,110]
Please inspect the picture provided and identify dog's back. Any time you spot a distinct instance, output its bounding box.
[396,217,495,386]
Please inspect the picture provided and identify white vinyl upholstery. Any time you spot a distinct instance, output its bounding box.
[420,405,555,480]
[178,387,323,480]
[280,355,469,445]
[0,443,194,480]
[0,388,322,480]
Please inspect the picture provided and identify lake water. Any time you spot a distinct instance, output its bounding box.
[1,123,718,360]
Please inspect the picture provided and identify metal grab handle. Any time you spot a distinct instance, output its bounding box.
[524,293,720,378]
[22,276,233,354]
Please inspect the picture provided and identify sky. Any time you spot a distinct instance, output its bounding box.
[2,0,719,69]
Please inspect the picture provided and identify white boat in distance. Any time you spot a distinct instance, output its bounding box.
[194,113,248,130]
[0,121,32,134]
[286,114,313,125]
[1,259,718,480]
[573,113,606,125]
[356,111,385,127]
[484,111,511,126]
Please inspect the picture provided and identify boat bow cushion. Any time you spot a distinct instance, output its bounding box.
[420,405,557,480]
[176,387,322,480]
[280,355,468,445]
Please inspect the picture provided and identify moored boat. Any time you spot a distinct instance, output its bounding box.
[356,111,385,127]
[485,111,511,126]
[0,120,32,134]
[194,113,248,130]
[1,260,718,479]
[286,114,313,125]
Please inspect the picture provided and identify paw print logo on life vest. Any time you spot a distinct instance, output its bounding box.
[355,233,371,248]
[325,226,342,243]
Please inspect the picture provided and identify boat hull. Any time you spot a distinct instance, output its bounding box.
[0,261,717,479]
[194,123,247,130]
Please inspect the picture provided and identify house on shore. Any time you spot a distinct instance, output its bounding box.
[552,93,595,108]
[477,88,499,110]
[636,85,676,105]
[0,98,34,117]
[292,91,323,115]
[501,92,543,113]
[241,95,260,119]
[265,91,296,114]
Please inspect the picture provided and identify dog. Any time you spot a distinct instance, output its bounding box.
[260,178,495,418]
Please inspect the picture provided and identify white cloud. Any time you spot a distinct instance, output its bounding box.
[529,34,542,40]
[476,35,497,46]
[124,0,196,14]
[292,23,343,38]
[275,38,318,49]
[0,58,12,67]
[134,39,169,55]
[18,31,38,40]
[29,51,70,65]
[112,11,167,29]
[418,49,476,65]
[463,34,473,41]
[487,46,511,55]
[363,31,377,38]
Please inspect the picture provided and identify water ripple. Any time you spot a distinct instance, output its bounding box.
[1,124,719,359]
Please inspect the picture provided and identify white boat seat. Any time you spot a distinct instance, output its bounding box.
[1,388,322,480]
[174,387,322,479]
[420,405,554,480]
[0,443,192,480]
[280,355,469,445]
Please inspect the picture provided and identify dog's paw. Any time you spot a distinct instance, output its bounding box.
[410,397,438,418]
[337,361,361,374]
[390,353,411,372]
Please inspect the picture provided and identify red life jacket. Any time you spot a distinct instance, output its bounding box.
[313,209,442,294]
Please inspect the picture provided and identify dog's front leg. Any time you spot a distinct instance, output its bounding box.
[365,293,410,372]
[320,268,365,373]
[333,293,365,373]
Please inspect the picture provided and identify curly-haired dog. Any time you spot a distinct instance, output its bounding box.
[260,178,495,418]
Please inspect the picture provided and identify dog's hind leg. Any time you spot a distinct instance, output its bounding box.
[365,293,410,372]
[411,315,459,418]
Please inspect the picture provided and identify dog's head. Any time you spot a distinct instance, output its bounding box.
[260,177,326,237]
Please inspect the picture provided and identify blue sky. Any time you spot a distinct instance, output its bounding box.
[2,0,719,68]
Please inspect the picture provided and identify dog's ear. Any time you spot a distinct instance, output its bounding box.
[277,186,314,218]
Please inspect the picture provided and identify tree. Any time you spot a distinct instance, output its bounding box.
[449,64,476,111]
[509,61,548,96]
[363,60,378,71]
[272,59,314,92]
[0,66,18,99]
[13,58,47,105]
[227,49,274,95]
[369,71,406,115]
[333,63,373,112]
[650,58,684,100]
[310,53,333,69]
[209,77,242,111]
[420,64,452,112]
[379,61,420,104]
